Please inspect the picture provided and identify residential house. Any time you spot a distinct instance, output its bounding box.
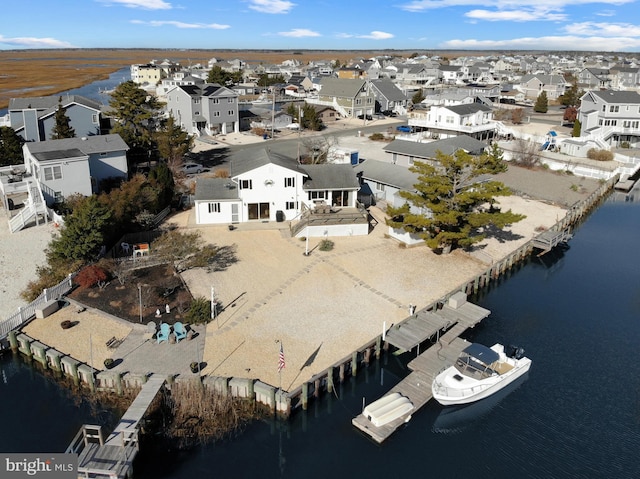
[8,95,105,142]
[370,78,409,114]
[312,105,338,124]
[516,74,567,101]
[22,134,129,205]
[193,149,367,236]
[382,136,488,169]
[577,68,611,89]
[609,66,640,90]
[577,89,640,147]
[156,73,205,99]
[408,103,495,141]
[165,83,239,136]
[131,63,163,86]
[439,65,464,85]
[336,67,366,80]
[310,78,375,118]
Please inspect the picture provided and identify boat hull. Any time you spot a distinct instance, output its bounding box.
[432,344,532,406]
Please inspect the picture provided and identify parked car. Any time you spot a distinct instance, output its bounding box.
[396,125,411,133]
[182,162,203,175]
[382,110,398,117]
[357,114,373,121]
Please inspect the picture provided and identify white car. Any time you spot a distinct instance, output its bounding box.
[182,162,203,175]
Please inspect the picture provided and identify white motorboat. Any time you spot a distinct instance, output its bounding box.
[432,343,531,406]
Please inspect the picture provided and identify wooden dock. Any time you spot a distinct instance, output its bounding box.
[531,229,572,256]
[67,375,165,479]
[352,295,490,443]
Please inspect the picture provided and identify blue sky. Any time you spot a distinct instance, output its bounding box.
[2,0,640,52]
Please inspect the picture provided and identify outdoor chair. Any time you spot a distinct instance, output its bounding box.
[157,322,170,344]
[173,322,187,342]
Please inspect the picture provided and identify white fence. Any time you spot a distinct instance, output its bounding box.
[0,274,74,342]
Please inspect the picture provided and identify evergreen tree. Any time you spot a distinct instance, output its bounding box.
[534,91,548,113]
[573,119,582,138]
[560,84,583,107]
[301,103,323,131]
[155,114,194,175]
[148,162,175,210]
[412,89,425,105]
[386,149,525,251]
[48,195,113,263]
[108,80,164,162]
[0,126,25,166]
[51,98,75,139]
[207,65,231,85]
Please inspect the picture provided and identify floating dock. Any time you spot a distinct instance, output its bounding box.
[352,293,490,443]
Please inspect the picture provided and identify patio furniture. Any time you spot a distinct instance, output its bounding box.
[144,321,156,341]
[157,323,170,344]
[173,322,187,342]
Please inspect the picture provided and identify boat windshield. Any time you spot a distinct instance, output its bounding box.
[454,353,497,380]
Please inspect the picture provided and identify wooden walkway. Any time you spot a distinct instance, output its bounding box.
[352,298,490,443]
[68,375,166,479]
[531,229,572,256]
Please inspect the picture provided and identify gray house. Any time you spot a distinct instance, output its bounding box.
[311,78,375,118]
[165,83,239,136]
[383,136,488,168]
[8,95,105,142]
[22,134,129,205]
[370,78,408,115]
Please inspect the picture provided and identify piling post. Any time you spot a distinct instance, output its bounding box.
[327,366,334,393]
[301,382,309,410]
[351,351,358,377]
[339,363,346,382]
[8,331,18,352]
[364,347,371,365]
[375,336,382,359]
[314,378,320,398]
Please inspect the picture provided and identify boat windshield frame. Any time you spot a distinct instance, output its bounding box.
[454,344,500,380]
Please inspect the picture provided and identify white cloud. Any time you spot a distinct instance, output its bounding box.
[441,35,640,51]
[400,0,634,11]
[596,10,616,16]
[97,0,172,9]
[564,21,640,36]
[247,0,295,14]
[277,29,321,37]
[465,9,567,22]
[0,35,76,48]
[357,31,394,40]
[131,20,230,29]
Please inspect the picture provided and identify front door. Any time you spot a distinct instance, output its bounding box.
[231,203,239,223]
[248,202,270,220]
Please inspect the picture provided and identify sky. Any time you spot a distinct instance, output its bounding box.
[2,0,640,52]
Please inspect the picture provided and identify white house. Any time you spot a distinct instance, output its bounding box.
[577,89,640,147]
[408,103,495,141]
[194,149,368,237]
[22,134,129,205]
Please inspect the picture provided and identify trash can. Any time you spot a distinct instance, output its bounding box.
[276,210,285,222]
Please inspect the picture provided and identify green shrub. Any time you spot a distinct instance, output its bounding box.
[319,239,334,251]
[586,148,614,162]
[369,132,385,141]
[186,296,211,324]
[620,141,630,149]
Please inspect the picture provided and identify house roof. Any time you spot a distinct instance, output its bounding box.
[370,79,407,102]
[353,159,418,190]
[384,136,487,158]
[446,103,492,116]
[9,95,102,112]
[25,134,129,161]
[194,177,240,201]
[589,90,640,104]
[300,164,360,190]
[230,148,306,177]
[177,83,236,98]
[33,148,87,162]
[319,78,367,98]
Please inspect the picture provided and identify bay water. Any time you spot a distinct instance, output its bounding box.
[2,187,639,478]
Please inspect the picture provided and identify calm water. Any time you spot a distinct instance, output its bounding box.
[2,188,639,478]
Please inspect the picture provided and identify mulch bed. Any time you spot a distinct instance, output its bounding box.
[68,263,193,326]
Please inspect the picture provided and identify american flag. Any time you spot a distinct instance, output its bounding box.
[277,343,286,372]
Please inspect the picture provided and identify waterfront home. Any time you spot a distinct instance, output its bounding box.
[165,83,240,136]
[8,95,105,142]
[383,136,488,168]
[408,103,495,141]
[194,148,367,236]
[22,134,129,205]
[577,89,640,148]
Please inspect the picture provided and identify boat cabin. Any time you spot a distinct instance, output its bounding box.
[454,343,501,380]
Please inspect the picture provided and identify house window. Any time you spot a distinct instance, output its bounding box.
[194,98,200,104]
[240,179,252,190]
[228,110,234,115]
[54,191,64,203]
[100,152,107,157]
[284,177,295,187]
[228,98,235,103]
[602,105,606,112]
[408,156,414,165]
[610,105,619,113]
[309,191,326,200]
[376,182,386,192]
[208,202,220,213]
[92,114,99,124]
[211,98,219,104]
[213,111,220,117]
[356,98,362,105]
[286,201,298,210]
[43,165,62,181]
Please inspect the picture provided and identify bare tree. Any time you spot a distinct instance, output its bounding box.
[512,138,540,168]
[511,108,525,125]
[300,135,339,164]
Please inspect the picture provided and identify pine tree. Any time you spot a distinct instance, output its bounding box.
[573,119,582,138]
[534,91,548,113]
[386,148,525,252]
[0,126,25,166]
[51,98,76,139]
[154,114,194,175]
